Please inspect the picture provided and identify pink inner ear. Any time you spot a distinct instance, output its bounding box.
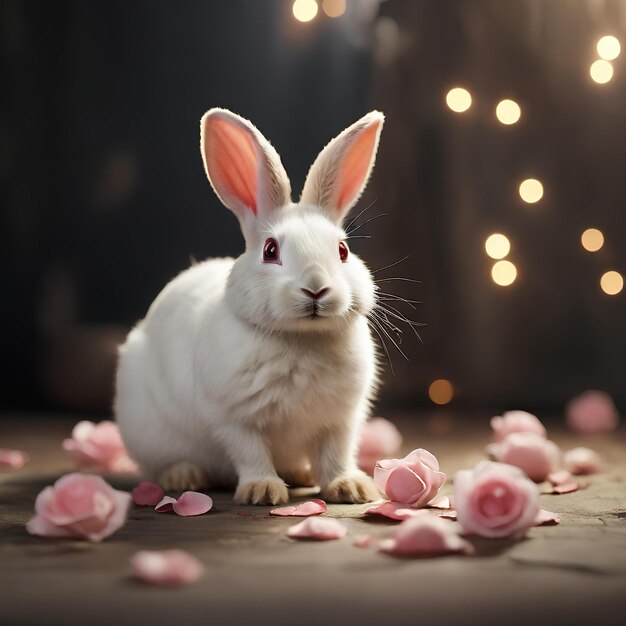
[205,116,258,214]
[336,120,381,213]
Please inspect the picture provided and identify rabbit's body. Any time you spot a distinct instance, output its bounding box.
[115,108,386,504]
[117,254,376,489]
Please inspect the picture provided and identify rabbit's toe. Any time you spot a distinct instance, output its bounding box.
[159,462,209,492]
[234,477,289,505]
[321,473,380,504]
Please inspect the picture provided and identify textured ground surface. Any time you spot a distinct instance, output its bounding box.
[1,413,625,626]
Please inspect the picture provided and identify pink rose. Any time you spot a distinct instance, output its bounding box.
[63,420,138,473]
[26,473,131,542]
[454,461,540,538]
[490,410,546,442]
[563,447,603,475]
[357,417,403,474]
[132,550,204,587]
[0,449,29,469]
[374,448,446,507]
[486,432,560,482]
[566,390,620,434]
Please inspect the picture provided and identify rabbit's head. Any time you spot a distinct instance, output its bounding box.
[200,108,384,333]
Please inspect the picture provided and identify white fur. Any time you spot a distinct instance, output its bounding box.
[115,108,385,503]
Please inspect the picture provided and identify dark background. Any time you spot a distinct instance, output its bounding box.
[1,0,625,416]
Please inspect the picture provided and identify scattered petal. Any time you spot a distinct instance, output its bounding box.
[270,499,327,517]
[563,447,603,475]
[379,516,473,558]
[428,495,452,509]
[0,449,29,469]
[286,517,347,540]
[172,492,213,517]
[132,482,165,506]
[353,534,373,548]
[547,470,573,486]
[439,510,458,521]
[365,501,429,521]
[155,496,177,513]
[131,549,204,587]
[566,390,620,434]
[535,509,560,526]
[552,481,580,495]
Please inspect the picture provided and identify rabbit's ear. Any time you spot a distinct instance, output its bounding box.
[201,109,291,235]
[300,111,384,224]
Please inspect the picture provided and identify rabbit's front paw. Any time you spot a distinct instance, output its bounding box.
[321,474,380,504]
[159,462,209,492]
[234,477,289,505]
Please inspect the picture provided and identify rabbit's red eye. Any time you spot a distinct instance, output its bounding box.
[263,238,280,264]
[339,241,349,263]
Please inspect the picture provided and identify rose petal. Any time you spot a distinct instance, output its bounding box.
[366,501,429,521]
[379,516,473,558]
[547,470,572,486]
[490,411,547,442]
[270,499,327,517]
[155,496,177,512]
[286,517,347,540]
[439,510,458,521]
[428,495,451,509]
[552,481,579,494]
[563,447,603,475]
[535,509,560,526]
[132,482,165,506]
[131,549,204,587]
[385,465,427,505]
[172,492,213,516]
[353,534,373,548]
[0,449,29,469]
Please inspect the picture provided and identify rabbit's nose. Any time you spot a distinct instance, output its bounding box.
[301,287,330,301]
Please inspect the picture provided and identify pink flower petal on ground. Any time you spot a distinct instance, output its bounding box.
[132,482,165,506]
[172,492,213,516]
[0,449,29,469]
[552,481,580,494]
[490,411,547,442]
[439,510,458,521]
[428,495,452,509]
[547,470,572,486]
[353,534,373,548]
[366,501,429,521]
[131,550,204,587]
[155,496,177,512]
[563,447,603,475]
[379,516,473,558]
[270,499,327,517]
[535,509,560,526]
[286,517,348,540]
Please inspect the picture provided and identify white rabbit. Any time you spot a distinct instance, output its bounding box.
[115,108,385,505]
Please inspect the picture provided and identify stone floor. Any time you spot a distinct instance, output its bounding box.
[1,413,625,626]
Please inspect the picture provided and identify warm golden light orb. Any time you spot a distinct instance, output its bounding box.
[581,228,604,252]
[293,0,318,23]
[597,35,621,60]
[429,379,454,405]
[519,178,544,203]
[600,271,623,295]
[491,260,517,286]
[321,0,346,18]
[496,99,521,125]
[446,87,472,113]
[485,233,511,259]
[590,59,614,84]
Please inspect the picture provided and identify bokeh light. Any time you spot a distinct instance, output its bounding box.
[292,0,318,23]
[491,260,517,286]
[590,59,614,84]
[428,379,454,405]
[519,178,543,203]
[446,87,472,113]
[597,35,621,61]
[600,271,623,295]
[321,0,346,18]
[485,233,511,259]
[495,99,521,125]
[581,228,604,252]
